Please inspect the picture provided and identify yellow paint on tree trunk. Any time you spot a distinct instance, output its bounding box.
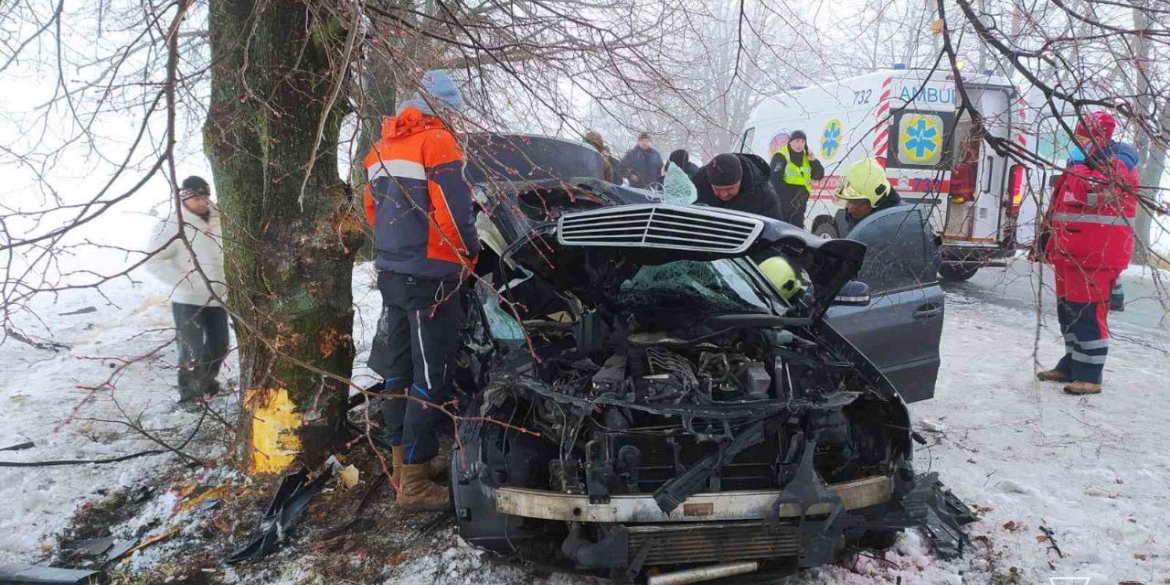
[248,387,301,474]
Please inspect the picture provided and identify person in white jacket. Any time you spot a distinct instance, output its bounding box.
[146,176,230,407]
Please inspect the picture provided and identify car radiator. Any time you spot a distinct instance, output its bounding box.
[628,522,799,565]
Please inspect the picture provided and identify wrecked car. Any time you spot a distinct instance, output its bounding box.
[447,166,971,581]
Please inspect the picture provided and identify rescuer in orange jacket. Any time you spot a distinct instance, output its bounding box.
[363,70,479,511]
[1036,111,1138,395]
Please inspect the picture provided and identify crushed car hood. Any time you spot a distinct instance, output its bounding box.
[477,178,866,319]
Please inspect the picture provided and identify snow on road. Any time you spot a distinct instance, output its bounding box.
[910,293,1170,584]
[1,263,1168,584]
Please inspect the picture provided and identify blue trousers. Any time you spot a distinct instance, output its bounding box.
[369,272,463,464]
[1053,264,1117,384]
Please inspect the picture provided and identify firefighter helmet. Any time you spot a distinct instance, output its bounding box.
[758,256,806,301]
[836,158,892,206]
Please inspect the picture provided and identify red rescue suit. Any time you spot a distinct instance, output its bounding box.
[1044,161,1137,275]
[1041,112,1138,384]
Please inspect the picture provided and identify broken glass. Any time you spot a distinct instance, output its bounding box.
[618,259,771,314]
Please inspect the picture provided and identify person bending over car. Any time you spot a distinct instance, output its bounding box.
[362,70,480,511]
[692,152,784,221]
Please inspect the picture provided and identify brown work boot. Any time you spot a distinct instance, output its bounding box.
[1036,369,1071,383]
[391,445,405,495]
[397,463,451,511]
[428,450,449,483]
[1063,381,1102,395]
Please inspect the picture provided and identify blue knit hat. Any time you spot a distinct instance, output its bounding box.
[397,70,463,115]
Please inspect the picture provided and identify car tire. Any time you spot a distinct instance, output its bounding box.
[938,263,980,282]
[813,221,840,240]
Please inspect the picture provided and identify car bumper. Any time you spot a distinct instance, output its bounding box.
[488,475,893,523]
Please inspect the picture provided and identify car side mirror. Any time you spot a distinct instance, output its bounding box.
[833,280,870,306]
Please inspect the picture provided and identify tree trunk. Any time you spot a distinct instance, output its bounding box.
[205,0,363,473]
[1131,2,1160,264]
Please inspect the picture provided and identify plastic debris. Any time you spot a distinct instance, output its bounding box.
[68,538,114,558]
[112,529,179,562]
[104,540,137,563]
[0,440,35,452]
[58,306,98,316]
[178,482,231,513]
[227,465,335,564]
[195,498,221,512]
[0,563,100,584]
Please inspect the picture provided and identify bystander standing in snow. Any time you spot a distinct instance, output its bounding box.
[770,130,825,228]
[146,176,230,409]
[666,148,700,177]
[584,130,616,182]
[619,132,664,189]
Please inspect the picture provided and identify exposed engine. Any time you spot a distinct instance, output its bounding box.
[563,339,775,407]
[468,306,906,509]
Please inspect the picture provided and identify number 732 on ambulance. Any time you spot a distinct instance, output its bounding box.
[738,68,1029,282]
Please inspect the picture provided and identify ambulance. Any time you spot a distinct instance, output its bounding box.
[738,67,1030,281]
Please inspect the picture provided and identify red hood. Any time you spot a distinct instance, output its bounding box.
[382,106,448,140]
[1075,111,1116,146]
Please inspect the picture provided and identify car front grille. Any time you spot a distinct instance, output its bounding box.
[628,522,799,565]
[556,204,764,254]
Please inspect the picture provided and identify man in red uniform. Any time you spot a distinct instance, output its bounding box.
[1036,111,1138,395]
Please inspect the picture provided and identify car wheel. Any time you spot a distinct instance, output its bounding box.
[938,263,980,282]
[813,221,840,240]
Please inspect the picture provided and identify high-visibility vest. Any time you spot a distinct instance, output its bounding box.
[1044,161,1137,270]
[781,145,812,192]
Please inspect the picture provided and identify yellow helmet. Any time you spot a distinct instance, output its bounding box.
[836,159,892,206]
[758,256,806,301]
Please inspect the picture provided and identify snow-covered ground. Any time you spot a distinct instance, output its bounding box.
[1,259,1168,584]
[912,293,1170,584]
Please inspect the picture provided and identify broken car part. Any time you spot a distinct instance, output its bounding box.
[226,466,334,564]
[0,564,100,585]
[0,441,34,452]
[491,476,893,523]
[645,561,759,585]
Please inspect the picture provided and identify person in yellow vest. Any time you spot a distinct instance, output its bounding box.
[770,130,825,228]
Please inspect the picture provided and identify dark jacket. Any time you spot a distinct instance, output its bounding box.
[363,106,480,278]
[691,153,783,221]
[770,149,825,226]
[844,189,903,234]
[619,146,664,189]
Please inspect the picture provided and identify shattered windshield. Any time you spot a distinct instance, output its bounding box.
[618,259,773,314]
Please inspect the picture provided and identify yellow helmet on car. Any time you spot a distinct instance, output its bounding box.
[836,159,892,206]
[758,256,806,301]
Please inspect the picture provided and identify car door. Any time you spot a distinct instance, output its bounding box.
[824,206,944,402]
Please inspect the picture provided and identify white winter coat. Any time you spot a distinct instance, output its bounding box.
[146,206,227,306]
